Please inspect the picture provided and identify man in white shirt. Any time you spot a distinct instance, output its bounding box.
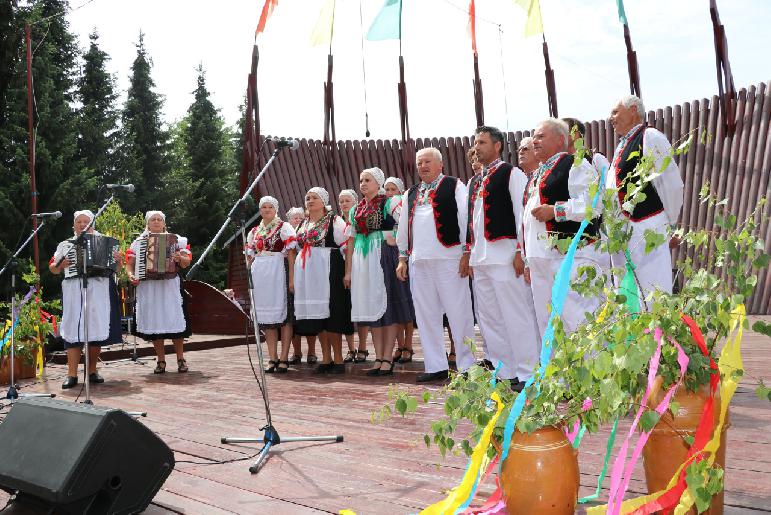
[396,148,476,382]
[523,118,604,339]
[608,95,684,296]
[517,136,539,177]
[469,126,540,386]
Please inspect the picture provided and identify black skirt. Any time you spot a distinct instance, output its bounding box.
[63,276,123,349]
[294,248,353,336]
[131,278,193,341]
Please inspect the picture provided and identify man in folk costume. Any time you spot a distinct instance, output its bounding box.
[524,118,605,339]
[469,126,540,386]
[516,136,539,178]
[396,148,476,382]
[608,95,684,296]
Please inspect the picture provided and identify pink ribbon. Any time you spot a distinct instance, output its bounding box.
[606,328,689,514]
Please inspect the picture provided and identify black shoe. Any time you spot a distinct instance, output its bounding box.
[365,359,383,376]
[479,359,494,371]
[265,360,279,374]
[62,376,78,389]
[510,378,525,393]
[330,363,346,374]
[276,361,290,374]
[416,370,449,383]
[377,360,394,376]
[88,373,104,384]
[313,362,332,374]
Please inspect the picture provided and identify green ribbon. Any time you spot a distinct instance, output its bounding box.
[578,416,620,503]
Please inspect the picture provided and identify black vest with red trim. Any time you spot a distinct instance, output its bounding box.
[406,175,461,251]
[467,162,518,245]
[539,154,600,240]
[614,125,665,222]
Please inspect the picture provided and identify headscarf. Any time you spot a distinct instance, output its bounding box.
[362,167,385,187]
[73,210,94,224]
[339,189,358,204]
[145,210,166,223]
[384,177,405,194]
[307,187,330,211]
[259,196,279,211]
[286,207,304,219]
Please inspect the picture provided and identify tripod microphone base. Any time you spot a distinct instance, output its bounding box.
[5,386,55,401]
[221,425,343,474]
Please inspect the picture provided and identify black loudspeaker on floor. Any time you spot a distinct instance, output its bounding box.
[0,398,174,514]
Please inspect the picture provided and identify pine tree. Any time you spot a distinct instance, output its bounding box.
[117,31,169,213]
[170,65,237,288]
[0,0,83,299]
[77,30,118,182]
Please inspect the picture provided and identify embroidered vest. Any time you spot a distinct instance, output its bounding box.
[539,154,600,240]
[406,176,461,252]
[614,125,665,222]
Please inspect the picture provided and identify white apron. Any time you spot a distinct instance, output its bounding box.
[135,275,186,335]
[250,253,287,324]
[60,277,110,343]
[294,246,332,320]
[350,241,387,322]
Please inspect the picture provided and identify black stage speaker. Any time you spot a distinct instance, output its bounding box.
[0,398,174,514]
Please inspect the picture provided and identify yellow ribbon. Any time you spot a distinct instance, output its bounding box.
[339,510,357,515]
[588,305,746,514]
[420,392,505,515]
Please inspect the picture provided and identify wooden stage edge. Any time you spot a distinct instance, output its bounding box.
[2,319,770,515]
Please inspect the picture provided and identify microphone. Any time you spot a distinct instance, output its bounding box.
[31,211,62,219]
[267,136,300,150]
[105,183,135,192]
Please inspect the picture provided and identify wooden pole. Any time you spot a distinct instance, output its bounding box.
[25,23,39,280]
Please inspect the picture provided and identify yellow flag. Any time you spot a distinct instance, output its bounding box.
[512,0,544,37]
[310,0,336,47]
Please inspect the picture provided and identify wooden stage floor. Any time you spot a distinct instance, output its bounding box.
[2,319,770,514]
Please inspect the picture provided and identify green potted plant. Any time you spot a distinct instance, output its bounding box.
[0,264,60,383]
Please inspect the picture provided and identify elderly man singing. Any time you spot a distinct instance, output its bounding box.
[608,95,684,297]
[396,148,476,382]
[523,118,604,339]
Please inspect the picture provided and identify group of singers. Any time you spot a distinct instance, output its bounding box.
[49,94,684,391]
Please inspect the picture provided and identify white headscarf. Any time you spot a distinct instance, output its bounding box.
[384,177,405,194]
[73,210,94,223]
[286,207,304,219]
[259,196,279,211]
[145,210,166,223]
[362,167,386,187]
[307,187,330,207]
[339,189,358,204]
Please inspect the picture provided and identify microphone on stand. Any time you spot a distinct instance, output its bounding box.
[31,211,62,219]
[106,183,135,192]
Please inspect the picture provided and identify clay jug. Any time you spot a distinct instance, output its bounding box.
[642,377,729,515]
[498,425,579,514]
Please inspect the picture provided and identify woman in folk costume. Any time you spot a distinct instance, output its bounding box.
[49,210,123,389]
[294,187,353,374]
[126,211,192,374]
[383,176,417,365]
[285,206,313,365]
[344,168,415,376]
[246,196,298,373]
[338,189,370,365]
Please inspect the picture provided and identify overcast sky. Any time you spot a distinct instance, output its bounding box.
[66,0,770,141]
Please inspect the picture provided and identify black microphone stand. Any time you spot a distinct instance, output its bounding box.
[1,220,56,401]
[188,146,343,474]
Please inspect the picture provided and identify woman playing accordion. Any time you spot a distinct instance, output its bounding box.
[49,210,123,389]
[246,196,297,373]
[126,211,192,374]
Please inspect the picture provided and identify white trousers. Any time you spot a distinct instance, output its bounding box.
[410,259,476,373]
[528,255,602,340]
[610,217,673,301]
[472,264,540,380]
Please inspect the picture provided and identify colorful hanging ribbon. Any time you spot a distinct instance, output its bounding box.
[0,287,37,350]
[420,392,505,515]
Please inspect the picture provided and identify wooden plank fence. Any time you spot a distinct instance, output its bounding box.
[229,81,771,314]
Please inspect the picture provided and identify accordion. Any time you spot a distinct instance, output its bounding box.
[135,233,184,280]
[63,234,120,279]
